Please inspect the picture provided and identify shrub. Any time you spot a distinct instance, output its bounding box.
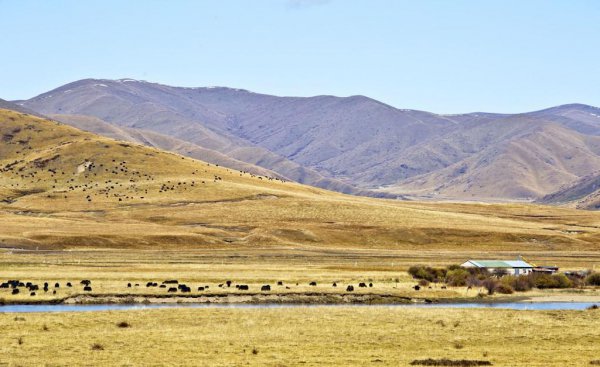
[91,343,104,351]
[418,279,430,287]
[513,275,534,291]
[586,272,600,286]
[408,266,447,282]
[531,273,572,289]
[496,283,514,294]
[482,278,499,295]
[446,269,470,287]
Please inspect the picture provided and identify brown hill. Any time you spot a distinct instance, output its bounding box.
[18,79,600,202]
[3,107,600,251]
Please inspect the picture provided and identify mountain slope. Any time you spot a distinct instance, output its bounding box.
[18,79,397,197]
[18,78,600,202]
[538,172,600,210]
[384,118,600,199]
[3,107,600,250]
[49,113,288,179]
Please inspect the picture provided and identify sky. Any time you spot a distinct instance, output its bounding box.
[1,0,599,113]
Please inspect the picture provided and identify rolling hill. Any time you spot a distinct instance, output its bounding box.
[16,78,600,202]
[3,107,600,251]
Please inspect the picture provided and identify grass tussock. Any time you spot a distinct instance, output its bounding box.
[410,359,492,366]
[116,321,131,328]
[91,343,104,351]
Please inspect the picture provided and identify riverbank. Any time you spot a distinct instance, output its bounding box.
[4,290,600,307]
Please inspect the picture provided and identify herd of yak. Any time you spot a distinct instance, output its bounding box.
[0,278,381,297]
[128,279,376,293]
[0,279,92,296]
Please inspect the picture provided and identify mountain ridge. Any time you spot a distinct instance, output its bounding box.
[17,78,600,204]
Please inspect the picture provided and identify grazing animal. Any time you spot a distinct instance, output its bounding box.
[80,280,91,286]
[309,282,317,286]
[12,288,20,295]
[359,282,367,288]
[146,282,154,287]
[53,290,57,294]
[83,286,92,292]
[55,283,60,288]
[346,285,354,292]
[441,286,447,289]
[238,285,249,291]
[66,282,72,287]
[369,283,373,287]
[30,292,36,296]
[180,286,191,293]
[277,281,283,286]
[127,283,132,288]
[159,284,166,288]
[168,287,177,293]
[163,280,178,284]
[197,287,205,291]
[413,285,421,291]
[261,285,271,291]
[226,280,232,287]
[332,282,337,287]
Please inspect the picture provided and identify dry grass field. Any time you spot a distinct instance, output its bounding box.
[1,306,599,366]
[1,248,599,305]
[2,109,600,366]
[3,108,600,253]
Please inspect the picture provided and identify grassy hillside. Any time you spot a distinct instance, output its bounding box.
[3,108,600,251]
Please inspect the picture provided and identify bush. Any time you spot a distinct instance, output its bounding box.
[482,278,499,295]
[446,269,471,287]
[496,283,514,294]
[532,273,572,289]
[408,266,447,283]
[418,279,430,287]
[586,272,600,286]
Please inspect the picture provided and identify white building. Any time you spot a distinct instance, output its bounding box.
[461,259,534,276]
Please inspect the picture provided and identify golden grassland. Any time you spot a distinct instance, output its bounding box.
[3,110,600,366]
[2,108,600,253]
[1,306,599,366]
[1,249,599,304]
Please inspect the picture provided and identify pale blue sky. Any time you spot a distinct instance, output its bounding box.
[1,0,599,113]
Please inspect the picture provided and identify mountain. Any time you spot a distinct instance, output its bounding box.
[2,106,600,251]
[17,78,600,202]
[385,116,600,200]
[0,98,46,118]
[17,79,397,198]
[538,172,600,210]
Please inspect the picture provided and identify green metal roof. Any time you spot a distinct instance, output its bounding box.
[467,260,533,268]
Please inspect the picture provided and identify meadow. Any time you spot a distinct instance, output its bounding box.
[2,109,600,366]
[1,306,599,366]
